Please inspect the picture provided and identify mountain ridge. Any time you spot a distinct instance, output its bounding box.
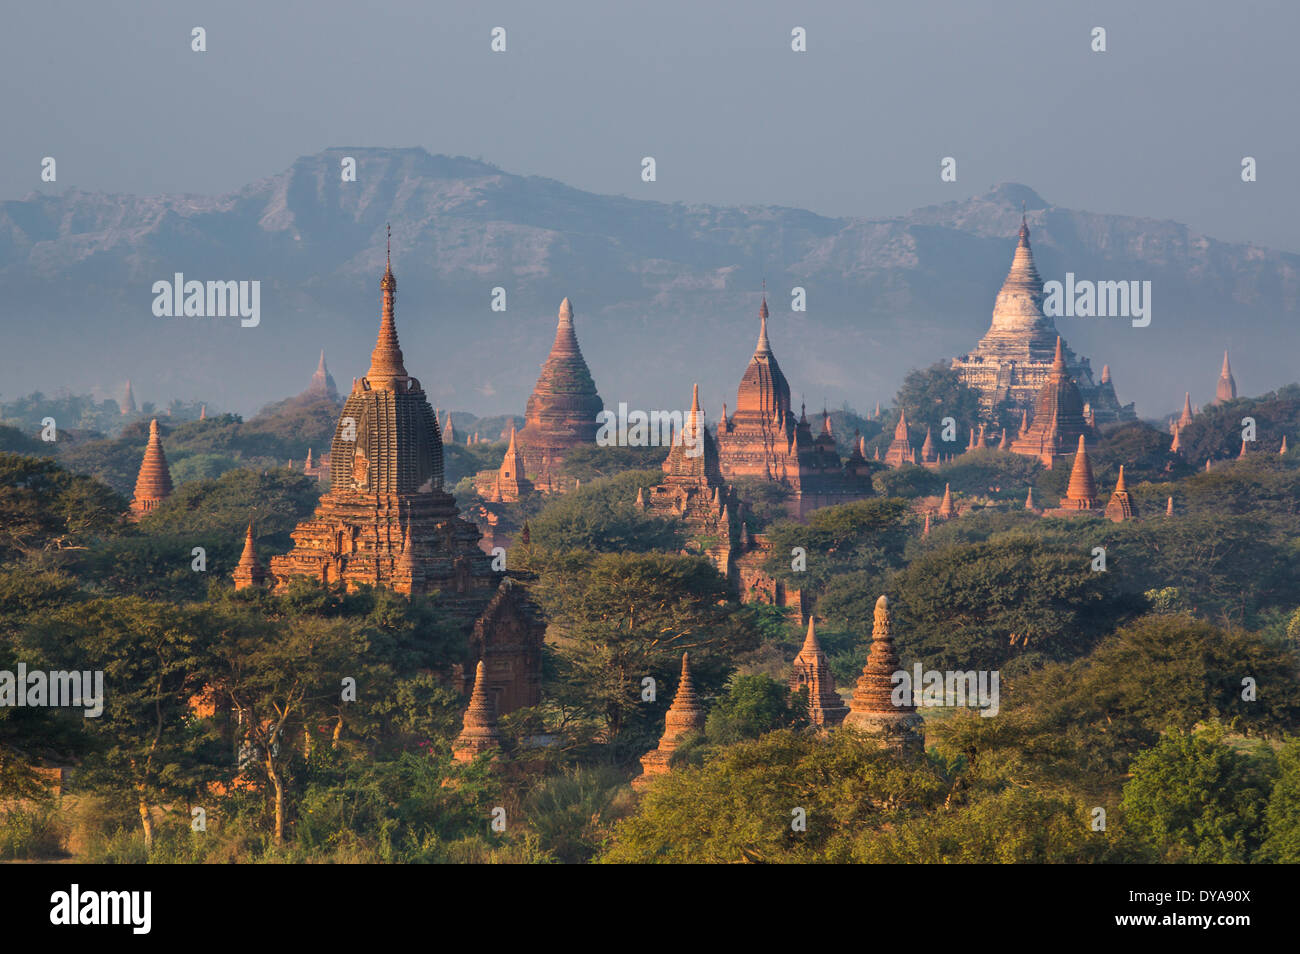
[1,147,1296,420]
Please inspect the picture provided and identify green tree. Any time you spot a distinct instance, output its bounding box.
[1121,724,1274,863]
[704,674,807,745]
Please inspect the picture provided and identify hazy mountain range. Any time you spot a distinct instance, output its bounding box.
[2,146,1296,423]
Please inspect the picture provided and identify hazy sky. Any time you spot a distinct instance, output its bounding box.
[3,0,1297,251]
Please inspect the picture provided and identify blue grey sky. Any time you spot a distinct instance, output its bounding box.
[3,0,1296,251]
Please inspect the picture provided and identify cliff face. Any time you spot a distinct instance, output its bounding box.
[2,149,1296,418]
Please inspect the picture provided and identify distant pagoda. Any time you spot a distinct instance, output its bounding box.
[841,596,924,753]
[883,409,916,468]
[232,521,267,590]
[1009,337,1093,467]
[303,349,340,403]
[128,419,173,520]
[790,618,848,727]
[1041,436,1102,516]
[1104,465,1138,523]
[715,295,874,518]
[515,298,604,492]
[120,379,137,416]
[951,216,1135,424]
[267,231,544,714]
[1215,350,1237,404]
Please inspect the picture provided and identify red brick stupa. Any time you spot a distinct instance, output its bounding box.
[790,618,848,727]
[129,418,173,520]
[516,298,604,491]
[1010,337,1093,467]
[841,596,924,753]
[452,661,504,763]
[634,653,707,787]
[232,521,267,590]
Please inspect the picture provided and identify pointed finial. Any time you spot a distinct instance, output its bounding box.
[1115,465,1127,492]
[1052,336,1065,369]
[386,223,391,268]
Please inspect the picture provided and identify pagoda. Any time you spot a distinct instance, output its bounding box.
[1009,337,1093,467]
[120,379,137,416]
[128,419,173,519]
[639,384,740,580]
[1215,350,1237,404]
[715,295,873,518]
[515,298,604,492]
[951,216,1135,424]
[267,233,545,713]
[1041,436,1101,515]
[883,409,915,468]
[789,618,848,727]
[303,349,340,403]
[1104,465,1138,523]
[841,596,924,753]
[634,653,707,787]
[232,521,267,590]
[451,661,504,763]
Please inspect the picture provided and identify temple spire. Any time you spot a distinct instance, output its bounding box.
[1063,435,1099,510]
[756,294,771,355]
[635,652,707,786]
[367,225,409,389]
[790,619,848,727]
[452,661,503,762]
[1216,349,1237,403]
[129,418,173,520]
[233,520,267,590]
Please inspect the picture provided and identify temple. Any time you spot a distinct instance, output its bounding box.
[120,379,136,416]
[951,217,1135,424]
[1104,465,1137,522]
[841,596,924,753]
[714,296,875,518]
[1009,337,1093,467]
[1215,350,1237,404]
[129,419,173,519]
[266,234,545,714]
[789,618,848,727]
[634,653,707,787]
[515,298,604,492]
[303,350,340,403]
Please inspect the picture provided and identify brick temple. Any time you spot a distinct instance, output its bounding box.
[715,296,875,519]
[263,236,545,714]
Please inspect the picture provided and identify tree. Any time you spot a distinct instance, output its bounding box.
[532,552,760,757]
[892,363,984,448]
[1259,736,1300,862]
[888,534,1136,670]
[601,730,949,863]
[704,674,807,745]
[1121,724,1274,863]
[527,470,679,553]
[29,598,214,850]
